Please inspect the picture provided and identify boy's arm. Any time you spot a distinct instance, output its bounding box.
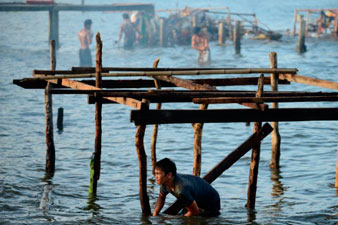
[153,192,166,216]
[184,200,200,216]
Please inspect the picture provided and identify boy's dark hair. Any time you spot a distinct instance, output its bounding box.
[84,19,92,28]
[122,13,129,20]
[155,158,176,177]
[193,26,201,35]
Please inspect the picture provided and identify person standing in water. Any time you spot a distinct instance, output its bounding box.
[78,19,93,67]
[117,13,137,49]
[191,26,211,66]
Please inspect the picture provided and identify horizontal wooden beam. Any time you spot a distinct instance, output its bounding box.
[33,68,298,79]
[33,67,298,75]
[0,3,155,14]
[48,78,141,108]
[164,123,273,215]
[130,108,338,125]
[13,77,290,89]
[193,95,338,104]
[279,73,338,91]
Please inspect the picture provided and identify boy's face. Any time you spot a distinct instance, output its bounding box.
[154,168,171,185]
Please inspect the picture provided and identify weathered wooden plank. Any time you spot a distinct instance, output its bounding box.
[192,96,338,104]
[130,108,338,125]
[12,77,290,89]
[163,123,273,215]
[279,73,338,91]
[47,78,142,108]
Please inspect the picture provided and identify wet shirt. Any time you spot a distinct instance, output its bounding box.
[160,174,220,212]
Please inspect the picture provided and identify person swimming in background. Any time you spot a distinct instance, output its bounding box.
[78,19,93,67]
[191,26,211,66]
[117,13,137,49]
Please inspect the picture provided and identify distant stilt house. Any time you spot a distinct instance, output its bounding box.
[293,9,338,39]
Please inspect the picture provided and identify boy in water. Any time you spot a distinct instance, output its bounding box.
[153,158,220,217]
[191,26,211,65]
[117,13,137,49]
[78,19,93,67]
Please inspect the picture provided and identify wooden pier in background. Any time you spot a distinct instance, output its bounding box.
[0,2,155,48]
[13,34,338,216]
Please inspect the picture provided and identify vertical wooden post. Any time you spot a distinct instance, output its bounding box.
[192,104,208,177]
[57,107,63,131]
[269,52,281,169]
[48,7,59,48]
[227,14,232,40]
[335,122,338,188]
[218,22,224,45]
[296,16,306,53]
[150,58,161,175]
[135,99,151,215]
[233,21,241,55]
[159,18,165,47]
[90,33,103,195]
[246,74,264,209]
[45,40,56,174]
[305,10,310,37]
[293,10,297,36]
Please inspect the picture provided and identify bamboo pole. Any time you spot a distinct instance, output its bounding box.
[164,123,273,215]
[270,52,281,169]
[246,74,264,209]
[150,58,161,175]
[90,33,103,195]
[135,99,151,215]
[45,40,56,174]
[192,104,208,177]
[33,68,299,79]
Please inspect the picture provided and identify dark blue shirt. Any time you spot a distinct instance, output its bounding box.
[160,173,220,213]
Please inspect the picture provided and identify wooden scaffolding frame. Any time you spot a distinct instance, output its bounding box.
[13,35,338,216]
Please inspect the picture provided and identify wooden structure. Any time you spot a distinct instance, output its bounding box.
[293,9,338,39]
[0,2,155,48]
[13,35,338,215]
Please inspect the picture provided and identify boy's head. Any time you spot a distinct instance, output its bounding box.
[84,19,92,29]
[122,13,130,20]
[155,158,176,177]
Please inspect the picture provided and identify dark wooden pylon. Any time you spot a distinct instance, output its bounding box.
[270,52,281,169]
[164,123,273,215]
[150,58,161,175]
[336,122,338,188]
[135,99,151,215]
[45,40,56,174]
[90,33,103,195]
[246,74,264,209]
[192,104,208,177]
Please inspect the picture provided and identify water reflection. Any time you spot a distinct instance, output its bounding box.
[85,193,102,213]
[270,168,285,197]
[246,208,257,224]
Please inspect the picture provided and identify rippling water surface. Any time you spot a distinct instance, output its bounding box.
[1,0,338,224]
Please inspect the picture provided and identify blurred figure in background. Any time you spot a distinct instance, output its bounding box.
[78,19,93,67]
[191,26,211,66]
[117,13,137,49]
